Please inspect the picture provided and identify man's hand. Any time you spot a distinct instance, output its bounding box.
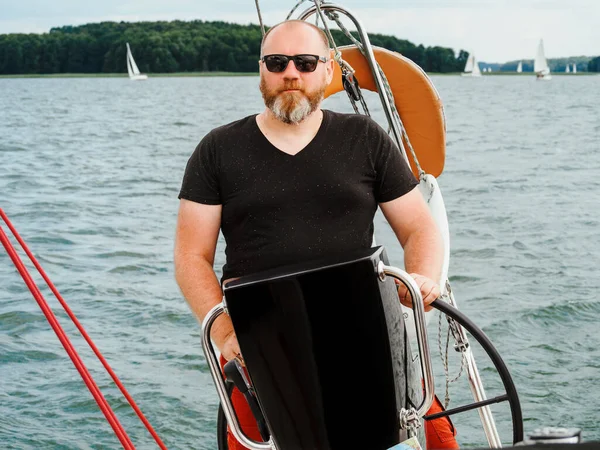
[396,273,440,312]
[219,331,245,366]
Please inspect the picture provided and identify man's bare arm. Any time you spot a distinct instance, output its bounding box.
[174,199,239,359]
[379,186,444,310]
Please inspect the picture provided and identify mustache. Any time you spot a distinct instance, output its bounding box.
[278,82,304,93]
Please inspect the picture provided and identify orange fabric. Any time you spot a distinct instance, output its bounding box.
[324,45,446,179]
[220,356,458,450]
[425,395,459,450]
[220,355,265,449]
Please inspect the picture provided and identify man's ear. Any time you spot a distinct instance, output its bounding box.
[325,58,335,85]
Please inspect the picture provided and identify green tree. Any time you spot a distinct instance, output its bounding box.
[0,20,469,75]
[456,50,469,72]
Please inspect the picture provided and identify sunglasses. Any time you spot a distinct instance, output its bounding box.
[260,54,328,73]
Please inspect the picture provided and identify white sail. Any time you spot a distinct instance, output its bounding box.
[462,53,482,77]
[534,39,551,79]
[572,63,577,73]
[464,54,474,73]
[126,43,140,76]
[126,56,134,78]
[565,64,570,73]
[516,61,522,73]
[126,43,148,80]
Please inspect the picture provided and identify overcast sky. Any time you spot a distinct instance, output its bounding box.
[1,0,598,62]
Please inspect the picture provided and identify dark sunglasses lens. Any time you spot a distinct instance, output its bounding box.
[265,55,288,72]
[294,55,318,72]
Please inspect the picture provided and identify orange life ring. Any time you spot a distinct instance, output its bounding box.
[324,45,446,178]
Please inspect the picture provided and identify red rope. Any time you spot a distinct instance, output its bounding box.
[1,209,168,449]
[0,224,134,448]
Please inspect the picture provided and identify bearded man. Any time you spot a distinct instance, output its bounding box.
[174,19,457,450]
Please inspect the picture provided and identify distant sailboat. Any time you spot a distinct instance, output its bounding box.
[462,53,482,77]
[516,61,523,73]
[534,39,551,80]
[572,63,577,74]
[126,43,148,81]
[565,64,570,73]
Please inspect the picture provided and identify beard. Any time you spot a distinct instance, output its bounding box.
[260,77,326,125]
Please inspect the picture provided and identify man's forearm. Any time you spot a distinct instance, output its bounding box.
[174,253,234,347]
[402,224,444,283]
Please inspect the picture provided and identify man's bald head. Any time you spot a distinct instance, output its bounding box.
[260,20,330,57]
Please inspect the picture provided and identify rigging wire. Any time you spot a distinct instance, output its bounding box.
[0,209,168,450]
[254,0,266,36]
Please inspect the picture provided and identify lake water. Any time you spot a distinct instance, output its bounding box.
[1,74,599,449]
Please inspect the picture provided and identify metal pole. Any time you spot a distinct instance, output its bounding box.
[377,262,435,417]
[201,304,275,450]
[446,290,502,447]
[298,4,410,164]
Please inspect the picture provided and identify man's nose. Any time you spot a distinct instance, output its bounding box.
[282,59,301,78]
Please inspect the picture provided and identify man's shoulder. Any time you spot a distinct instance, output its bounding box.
[324,109,382,129]
[206,114,257,140]
[324,109,386,140]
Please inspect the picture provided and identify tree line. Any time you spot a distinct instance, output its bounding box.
[589,56,600,72]
[2,21,597,75]
[0,20,469,75]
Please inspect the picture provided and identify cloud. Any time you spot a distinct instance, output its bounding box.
[350,5,600,61]
[1,0,598,61]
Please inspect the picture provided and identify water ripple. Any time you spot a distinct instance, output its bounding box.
[1,75,599,447]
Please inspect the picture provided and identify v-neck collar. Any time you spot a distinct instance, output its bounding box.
[253,110,330,158]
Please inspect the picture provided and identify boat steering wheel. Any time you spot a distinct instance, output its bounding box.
[216,300,524,449]
[427,300,524,446]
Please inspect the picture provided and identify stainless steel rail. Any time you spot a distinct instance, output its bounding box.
[298,3,410,164]
[201,303,276,450]
[377,262,435,418]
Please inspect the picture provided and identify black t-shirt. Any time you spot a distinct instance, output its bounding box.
[178,109,418,281]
